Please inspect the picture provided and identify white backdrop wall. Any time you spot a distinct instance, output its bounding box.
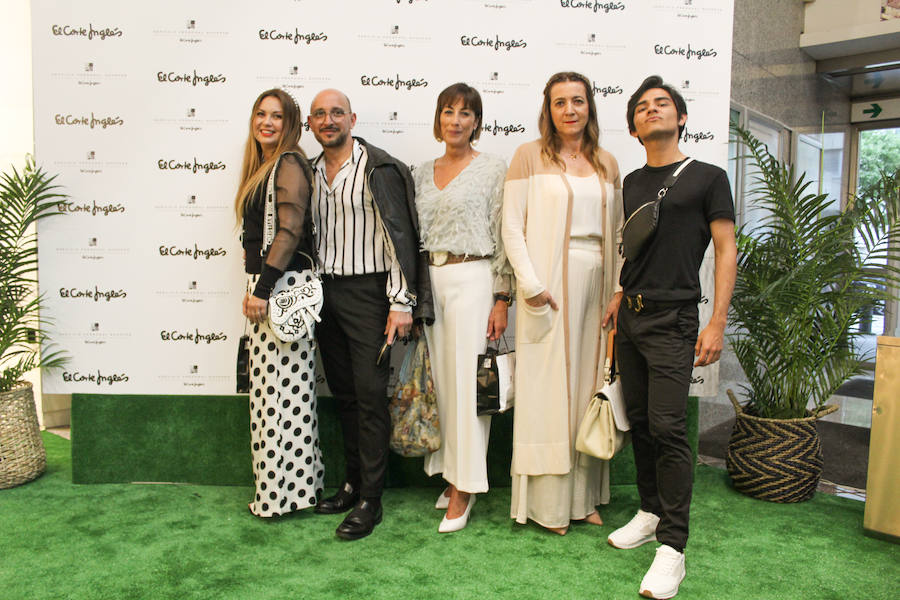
[32,0,734,396]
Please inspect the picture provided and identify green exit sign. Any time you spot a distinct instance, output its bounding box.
[851,98,900,123]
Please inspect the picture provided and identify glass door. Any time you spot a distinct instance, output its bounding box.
[854,125,900,359]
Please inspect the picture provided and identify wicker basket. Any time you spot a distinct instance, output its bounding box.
[0,381,47,489]
[725,389,837,503]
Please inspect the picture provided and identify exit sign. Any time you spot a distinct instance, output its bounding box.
[851,98,900,123]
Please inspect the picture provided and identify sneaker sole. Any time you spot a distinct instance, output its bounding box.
[607,533,657,549]
[639,571,685,599]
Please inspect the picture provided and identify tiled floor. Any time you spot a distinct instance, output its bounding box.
[46,427,70,440]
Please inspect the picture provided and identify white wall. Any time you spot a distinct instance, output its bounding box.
[1,0,33,167]
[0,0,48,427]
[804,0,884,32]
[801,0,900,58]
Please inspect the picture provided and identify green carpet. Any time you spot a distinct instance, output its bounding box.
[69,394,698,486]
[1,433,896,600]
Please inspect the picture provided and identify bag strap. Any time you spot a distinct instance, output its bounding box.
[656,157,694,201]
[604,330,617,384]
[485,333,513,354]
[262,154,281,254]
[262,152,318,274]
[590,171,611,392]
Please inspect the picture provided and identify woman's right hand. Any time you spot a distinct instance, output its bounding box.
[525,290,558,310]
[243,292,268,324]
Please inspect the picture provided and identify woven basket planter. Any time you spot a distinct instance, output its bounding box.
[0,381,46,489]
[725,389,837,503]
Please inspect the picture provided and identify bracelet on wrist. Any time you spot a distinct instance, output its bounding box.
[494,293,512,306]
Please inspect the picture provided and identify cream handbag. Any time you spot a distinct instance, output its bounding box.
[575,331,631,460]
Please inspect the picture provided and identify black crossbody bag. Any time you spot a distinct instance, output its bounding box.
[620,157,694,261]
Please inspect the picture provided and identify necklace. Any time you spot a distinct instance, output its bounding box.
[564,146,581,160]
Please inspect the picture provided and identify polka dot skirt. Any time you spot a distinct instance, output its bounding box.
[247,274,324,517]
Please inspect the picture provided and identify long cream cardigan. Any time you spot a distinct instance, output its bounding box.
[501,140,623,477]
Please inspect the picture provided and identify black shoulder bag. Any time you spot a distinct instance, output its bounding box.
[621,157,694,262]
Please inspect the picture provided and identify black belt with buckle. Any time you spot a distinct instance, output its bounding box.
[624,293,692,314]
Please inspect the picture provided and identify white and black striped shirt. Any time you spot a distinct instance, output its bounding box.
[311,141,412,311]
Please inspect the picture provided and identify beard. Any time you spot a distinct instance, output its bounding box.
[316,127,349,148]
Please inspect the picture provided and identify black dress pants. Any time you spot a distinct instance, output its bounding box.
[616,300,698,552]
[316,272,391,499]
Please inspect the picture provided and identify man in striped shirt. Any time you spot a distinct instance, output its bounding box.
[308,89,432,540]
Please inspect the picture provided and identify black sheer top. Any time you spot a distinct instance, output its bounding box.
[242,152,315,299]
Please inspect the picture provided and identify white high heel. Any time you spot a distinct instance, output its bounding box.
[435,488,451,510]
[438,494,476,533]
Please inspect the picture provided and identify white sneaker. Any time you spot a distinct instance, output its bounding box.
[607,509,660,549]
[639,545,685,599]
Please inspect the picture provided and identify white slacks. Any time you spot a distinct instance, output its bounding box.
[510,241,611,528]
[423,259,494,493]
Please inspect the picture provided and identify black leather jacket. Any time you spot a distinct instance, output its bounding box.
[356,137,433,324]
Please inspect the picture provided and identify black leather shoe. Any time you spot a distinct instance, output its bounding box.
[335,500,383,541]
[315,482,359,515]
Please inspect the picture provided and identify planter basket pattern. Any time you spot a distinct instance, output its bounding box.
[725,390,837,503]
[0,382,46,489]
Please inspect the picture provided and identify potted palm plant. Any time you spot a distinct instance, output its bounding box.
[0,156,67,489]
[726,126,900,502]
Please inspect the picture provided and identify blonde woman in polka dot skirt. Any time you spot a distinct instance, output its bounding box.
[236,88,324,517]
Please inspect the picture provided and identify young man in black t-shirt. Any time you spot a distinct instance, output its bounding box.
[601,76,737,599]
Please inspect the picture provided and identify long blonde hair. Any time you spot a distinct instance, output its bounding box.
[538,72,607,179]
[234,88,308,222]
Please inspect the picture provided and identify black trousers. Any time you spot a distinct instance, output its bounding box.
[316,272,391,499]
[616,300,698,552]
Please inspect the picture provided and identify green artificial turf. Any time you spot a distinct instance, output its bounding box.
[1,433,896,599]
[69,394,699,486]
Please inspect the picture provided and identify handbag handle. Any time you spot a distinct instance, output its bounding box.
[590,329,617,392]
[603,330,617,385]
[486,333,512,354]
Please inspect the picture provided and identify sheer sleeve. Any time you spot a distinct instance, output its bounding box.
[251,153,311,299]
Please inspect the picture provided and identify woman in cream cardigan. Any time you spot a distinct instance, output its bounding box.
[501,71,623,534]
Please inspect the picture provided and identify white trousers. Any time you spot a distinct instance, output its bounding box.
[246,273,324,517]
[510,242,611,527]
[423,259,494,493]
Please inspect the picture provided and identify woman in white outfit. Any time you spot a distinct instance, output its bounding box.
[413,83,513,533]
[501,72,623,535]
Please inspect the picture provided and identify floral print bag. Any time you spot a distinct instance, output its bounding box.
[388,338,441,457]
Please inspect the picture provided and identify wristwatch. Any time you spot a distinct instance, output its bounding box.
[494,293,512,306]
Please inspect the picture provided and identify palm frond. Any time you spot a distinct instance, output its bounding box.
[0,156,70,392]
[729,125,900,418]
